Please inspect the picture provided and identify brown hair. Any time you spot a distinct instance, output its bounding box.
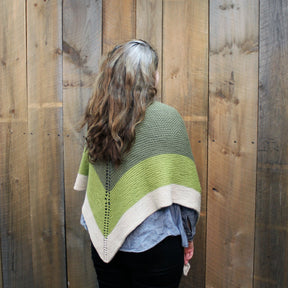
[81,40,159,165]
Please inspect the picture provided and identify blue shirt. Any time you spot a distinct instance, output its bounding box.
[81,204,198,252]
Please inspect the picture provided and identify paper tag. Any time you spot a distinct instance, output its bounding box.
[183,263,190,276]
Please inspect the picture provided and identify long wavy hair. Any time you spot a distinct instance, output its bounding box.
[81,40,159,165]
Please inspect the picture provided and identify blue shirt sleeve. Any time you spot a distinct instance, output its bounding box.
[80,205,199,252]
[180,207,198,241]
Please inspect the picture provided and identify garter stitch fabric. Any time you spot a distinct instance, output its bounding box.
[74,101,201,263]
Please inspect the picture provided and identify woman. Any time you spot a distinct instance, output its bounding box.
[74,40,201,288]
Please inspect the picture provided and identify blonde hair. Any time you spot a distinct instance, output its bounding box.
[81,40,159,165]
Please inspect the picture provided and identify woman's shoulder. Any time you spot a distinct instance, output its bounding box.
[148,101,183,121]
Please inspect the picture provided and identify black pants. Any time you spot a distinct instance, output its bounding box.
[91,236,184,288]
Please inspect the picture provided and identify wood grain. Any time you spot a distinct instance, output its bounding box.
[254,1,288,287]
[136,0,163,100]
[207,0,258,287]
[27,0,66,287]
[102,0,136,54]
[63,0,102,287]
[1,1,287,286]
[163,0,208,287]
[0,0,33,287]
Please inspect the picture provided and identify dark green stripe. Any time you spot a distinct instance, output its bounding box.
[93,101,195,189]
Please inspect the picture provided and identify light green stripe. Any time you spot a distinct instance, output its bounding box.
[78,150,89,176]
[87,154,201,236]
[86,166,106,233]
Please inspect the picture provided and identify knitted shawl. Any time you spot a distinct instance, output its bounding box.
[74,101,201,263]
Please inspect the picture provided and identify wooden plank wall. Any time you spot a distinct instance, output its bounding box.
[0,1,33,287]
[254,1,288,287]
[27,0,66,287]
[63,1,102,287]
[207,0,258,287]
[0,1,287,288]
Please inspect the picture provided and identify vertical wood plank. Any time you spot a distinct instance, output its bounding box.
[0,244,2,288]
[0,0,33,287]
[163,1,208,287]
[207,0,258,287]
[254,1,288,287]
[63,0,102,287]
[27,0,66,287]
[136,0,163,100]
[0,241,2,288]
[102,0,136,54]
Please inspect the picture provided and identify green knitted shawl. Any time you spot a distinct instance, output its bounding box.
[74,101,201,263]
